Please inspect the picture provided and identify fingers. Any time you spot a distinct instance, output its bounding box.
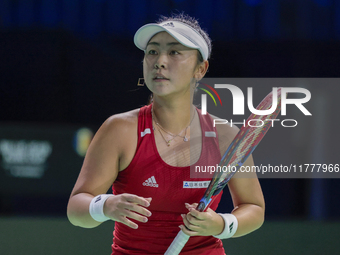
[124,201,152,217]
[180,202,210,236]
[185,203,203,220]
[185,202,198,210]
[124,208,149,222]
[112,207,148,230]
[181,203,226,236]
[145,197,153,203]
[122,196,152,229]
[121,194,152,217]
[181,211,202,225]
[181,206,204,236]
[181,214,201,235]
[119,216,139,230]
[179,224,199,236]
[104,194,153,230]
[125,194,152,207]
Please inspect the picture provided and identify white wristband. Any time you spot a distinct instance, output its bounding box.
[89,194,114,222]
[213,213,238,239]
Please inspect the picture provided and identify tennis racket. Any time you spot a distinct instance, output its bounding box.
[164,87,282,255]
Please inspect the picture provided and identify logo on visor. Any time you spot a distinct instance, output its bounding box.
[162,22,174,28]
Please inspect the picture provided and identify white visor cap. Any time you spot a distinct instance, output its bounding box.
[134,21,209,61]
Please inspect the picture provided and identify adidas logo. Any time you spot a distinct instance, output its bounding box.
[229,222,234,233]
[162,22,174,27]
[142,176,159,188]
[95,196,102,203]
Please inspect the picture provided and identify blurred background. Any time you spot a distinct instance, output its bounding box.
[0,0,339,254]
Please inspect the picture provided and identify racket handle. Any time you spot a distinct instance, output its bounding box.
[196,201,206,211]
[164,229,190,255]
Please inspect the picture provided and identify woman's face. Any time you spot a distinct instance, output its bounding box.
[143,31,202,99]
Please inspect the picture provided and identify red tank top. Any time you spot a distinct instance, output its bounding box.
[111,104,225,255]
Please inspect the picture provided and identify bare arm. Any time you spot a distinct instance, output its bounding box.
[228,156,265,237]
[67,112,152,229]
[217,120,265,237]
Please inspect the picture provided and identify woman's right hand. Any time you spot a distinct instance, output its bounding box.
[103,193,152,229]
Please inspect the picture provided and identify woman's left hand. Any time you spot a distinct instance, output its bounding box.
[179,203,224,236]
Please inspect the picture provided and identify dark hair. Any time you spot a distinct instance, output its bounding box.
[157,13,212,62]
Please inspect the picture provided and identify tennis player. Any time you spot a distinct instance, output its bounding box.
[67,13,265,255]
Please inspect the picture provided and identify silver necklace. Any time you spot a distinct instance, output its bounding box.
[151,106,196,146]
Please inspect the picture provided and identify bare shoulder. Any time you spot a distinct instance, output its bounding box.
[76,108,140,191]
[88,108,140,165]
[103,108,139,135]
[98,108,140,171]
[208,113,240,155]
[105,108,139,128]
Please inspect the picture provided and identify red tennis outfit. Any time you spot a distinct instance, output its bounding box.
[111,104,225,255]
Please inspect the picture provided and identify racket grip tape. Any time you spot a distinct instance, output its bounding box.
[164,230,190,255]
